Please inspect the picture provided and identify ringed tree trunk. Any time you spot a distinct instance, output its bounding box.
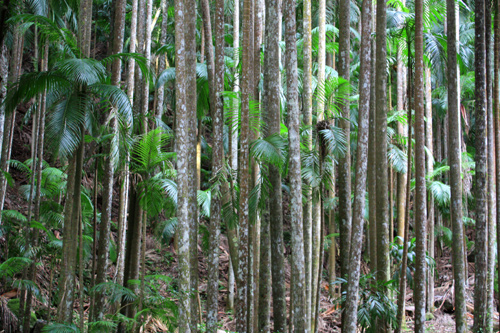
[494,0,500,322]
[92,0,126,320]
[235,0,253,329]
[413,0,427,329]
[174,0,192,328]
[312,0,325,325]
[424,65,434,311]
[57,0,92,322]
[473,0,489,330]
[206,0,225,328]
[375,0,390,315]
[337,0,352,316]
[368,0,377,273]
[341,0,371,329]
[284,0,306,330]
[302,0,313,324]
[485,0,496,324]
[264,0,286,331]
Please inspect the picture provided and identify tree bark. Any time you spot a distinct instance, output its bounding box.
[302,0,313,325]
[235,0,253,329]
[375,0,390,322]
[174,0,192,328]
[206,0,225,328]
[342,0,371,329]
[338,0,352,320]
[474,0,489,330]
[414,0,427,328]
[284,0,306,329]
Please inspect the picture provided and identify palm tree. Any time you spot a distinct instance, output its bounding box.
[206,0,225,328]
[284,0,306,329]
[473,0,489,330]
[342,0,371,330]
[174,0,192,329]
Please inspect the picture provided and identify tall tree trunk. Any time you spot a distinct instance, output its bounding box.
[425,65,434,311]
[395,62,413,333]
[312,0,325,326]
[206,0,224,328]
[338,0,352,317]
[302,0,313,325]
[396,18,407,244]
[235,0,253,329]
[93,0,126,320]
[0,23,23,224]
[474,0,489,330]
[264,0,286,330]
[414,0,427,329]
[284,0,306,329]
[342,0,371,329]
[368,0,377,273]
[175,0,192,328]
[495,0,500,324]
[57,0,92,322]
[184,0,199,328]
[375,0,390,324]
[447,7,467,330]
[485,0,496,326]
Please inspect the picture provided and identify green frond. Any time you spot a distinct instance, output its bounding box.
[388,143,407,174]
[428,180,451,206]
[56,58,107,85]
[41,322,80,332]
[250,133,288,171]
[0,257,32,278]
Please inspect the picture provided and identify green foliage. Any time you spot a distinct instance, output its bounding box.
[335,274,398,332]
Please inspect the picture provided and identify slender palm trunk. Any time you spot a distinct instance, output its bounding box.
[395,63,413,333]
[425,65,435,311]
[312,0,325,326]
[342,0,371,329]
[284,0,306,329]
[174,0,192,328]
[375,0,390,324]
[338,0,352,317]
[264,0,286,330]
[495,0,500,326]
[93,0,126,320]
[206,0,224,329]
[474,0,489,330]
[485,1,496,326]
[414,0,427,329]
[302,0,313,326]
[235,0,253,329]
[368,1,377,273]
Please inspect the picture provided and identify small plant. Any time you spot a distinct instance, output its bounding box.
[334,273,398,332]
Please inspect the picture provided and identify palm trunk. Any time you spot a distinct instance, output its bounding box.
[312,0,325,326]
[474,0,489,330]
[93,0,126,320]
[425,65,435,311]
[302,0,313,325]
[265,0,286,330]
[395,62,413,333]
[235,0,253,329]
[284,0,306,329]
[174,0,192,328]
[206,0,225,328]
[341,0,371,329]
[485,0,496,326]
[368,0,377,274]
[338,0,352,321]
[375,0,390,325]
